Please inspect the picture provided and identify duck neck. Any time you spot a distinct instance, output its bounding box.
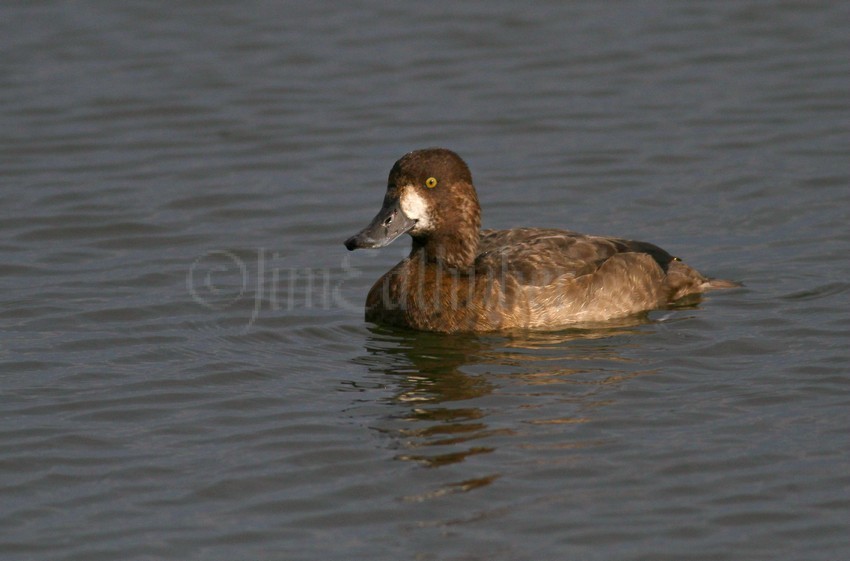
[411,185,481,270]
[412,228,480,270]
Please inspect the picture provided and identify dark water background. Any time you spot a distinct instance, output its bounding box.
[2,1,849,560]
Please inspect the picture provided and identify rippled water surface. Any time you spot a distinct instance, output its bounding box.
[2,1,849,560]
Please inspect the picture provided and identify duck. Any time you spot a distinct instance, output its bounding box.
[344,148,737,333]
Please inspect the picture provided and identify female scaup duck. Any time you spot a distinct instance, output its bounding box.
[344,148,737,333]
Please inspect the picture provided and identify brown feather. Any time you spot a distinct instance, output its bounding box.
[355,149,738,333]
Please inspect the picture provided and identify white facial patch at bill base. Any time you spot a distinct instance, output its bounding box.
[399,186,431,231]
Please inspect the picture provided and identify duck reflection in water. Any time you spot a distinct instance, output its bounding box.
[354,316,670,498]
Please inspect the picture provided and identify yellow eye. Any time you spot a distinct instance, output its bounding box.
[425,177,438,188]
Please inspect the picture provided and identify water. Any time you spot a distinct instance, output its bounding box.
[2,1,849,559]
